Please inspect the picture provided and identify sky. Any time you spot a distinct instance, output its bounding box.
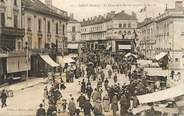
[41,0,179,22]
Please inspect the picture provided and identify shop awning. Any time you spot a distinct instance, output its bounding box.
[144,68,168,77]
[67,44,79,49]
[125,53,138,58]
[7,56,30,73]
[57,56,75,67]
[40,55,59,67]
[137,84,184,104]
[106,45,112,50]
[155,52,168,60]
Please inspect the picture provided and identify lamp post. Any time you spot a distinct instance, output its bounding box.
[25,42,29,83]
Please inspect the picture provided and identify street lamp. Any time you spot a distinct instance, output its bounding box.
[25,42,29,83]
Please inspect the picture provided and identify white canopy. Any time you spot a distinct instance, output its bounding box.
[155,52,167,60]
[57,56,75,67]
[137,60,159,67]
[125,53,138,58]
[144,68,168,77]
[137,84,184,104]
[106,45,112,50]
[67,44,79,49]
[132,106,179,115]
[40,55,59,67]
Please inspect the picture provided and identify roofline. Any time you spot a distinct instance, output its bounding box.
[24,7,69,21]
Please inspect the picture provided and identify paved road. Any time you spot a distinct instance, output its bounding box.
[0,64,129,116]
[0,83,46,116]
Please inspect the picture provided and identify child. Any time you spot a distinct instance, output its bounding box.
[62,99,67,113]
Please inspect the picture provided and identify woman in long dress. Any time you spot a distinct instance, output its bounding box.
[103,94,110,112]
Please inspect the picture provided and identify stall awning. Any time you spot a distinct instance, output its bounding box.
[137,84,184,104]
[144,68,168,77]
[67,44,79,49]
[125,53,138,58]
[57,56,75,67]
[40,55,59,67]
[137,60,159,67]
[118,44,131,50]
[155,52,168,60]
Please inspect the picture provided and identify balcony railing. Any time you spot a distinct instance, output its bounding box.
[47,32,51,38]
[1,27,25,37]
[8,50,27,57]
[31,48,57,55]
[37,31,43,37]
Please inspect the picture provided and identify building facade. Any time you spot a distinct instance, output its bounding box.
[81,11,137,53]
[22,0,68,76]
[0,0,27,83]
[66,14,81,54]
[138,1,184,69]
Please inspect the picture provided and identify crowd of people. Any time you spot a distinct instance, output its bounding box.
[36,49,174,116]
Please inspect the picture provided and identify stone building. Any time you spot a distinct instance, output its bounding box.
[81,11,138,53]
[22,0,68,76]
[138,1,184,70]
[0,0,27,83]
[66,14,81,54]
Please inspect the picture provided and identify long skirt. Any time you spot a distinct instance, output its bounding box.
[103,100,110,112]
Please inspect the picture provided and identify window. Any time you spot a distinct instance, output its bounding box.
[1,13,5,26]
[128,31,131,35]
[119,31,122,34]
[182,55,184,58]
[27,18,31,30]
[123,23,127,28]
[56,23,58,34]
[47,21,50,33]
[17,41,21,50]
[38,19,42,32]
[38,38,42,49]
[14,0,17,6]
[128,23,131,28]
[72,26,76,32]
[1,0,4,3]
[62,24,65,35]
[14,15,18,28]
[175,58,179,62]
[72,35,76,41]
[124,31,126,34]
[119,23,122,28]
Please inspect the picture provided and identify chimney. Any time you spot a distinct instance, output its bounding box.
[111,11,115,14]
[132,12,136,18]
[45,0,52,8]
[70,13,74,19]
[175,1,183,10]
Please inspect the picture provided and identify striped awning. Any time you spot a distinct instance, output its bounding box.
[40,55,59,67]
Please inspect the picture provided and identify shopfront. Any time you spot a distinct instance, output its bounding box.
[6,55,30,82]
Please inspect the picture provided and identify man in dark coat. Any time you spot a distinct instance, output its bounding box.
[36,104,46,116]
[113,73,118,83]
[83,99,93,116]
[47,104,57,116]
[77,94,86,111]
[1,89,7,108]
[120,95,130,116]
[86,85,93,100]
[81,79,86,93]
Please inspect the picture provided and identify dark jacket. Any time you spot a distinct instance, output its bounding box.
[83,101,93,115]
[36,108,46,116]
